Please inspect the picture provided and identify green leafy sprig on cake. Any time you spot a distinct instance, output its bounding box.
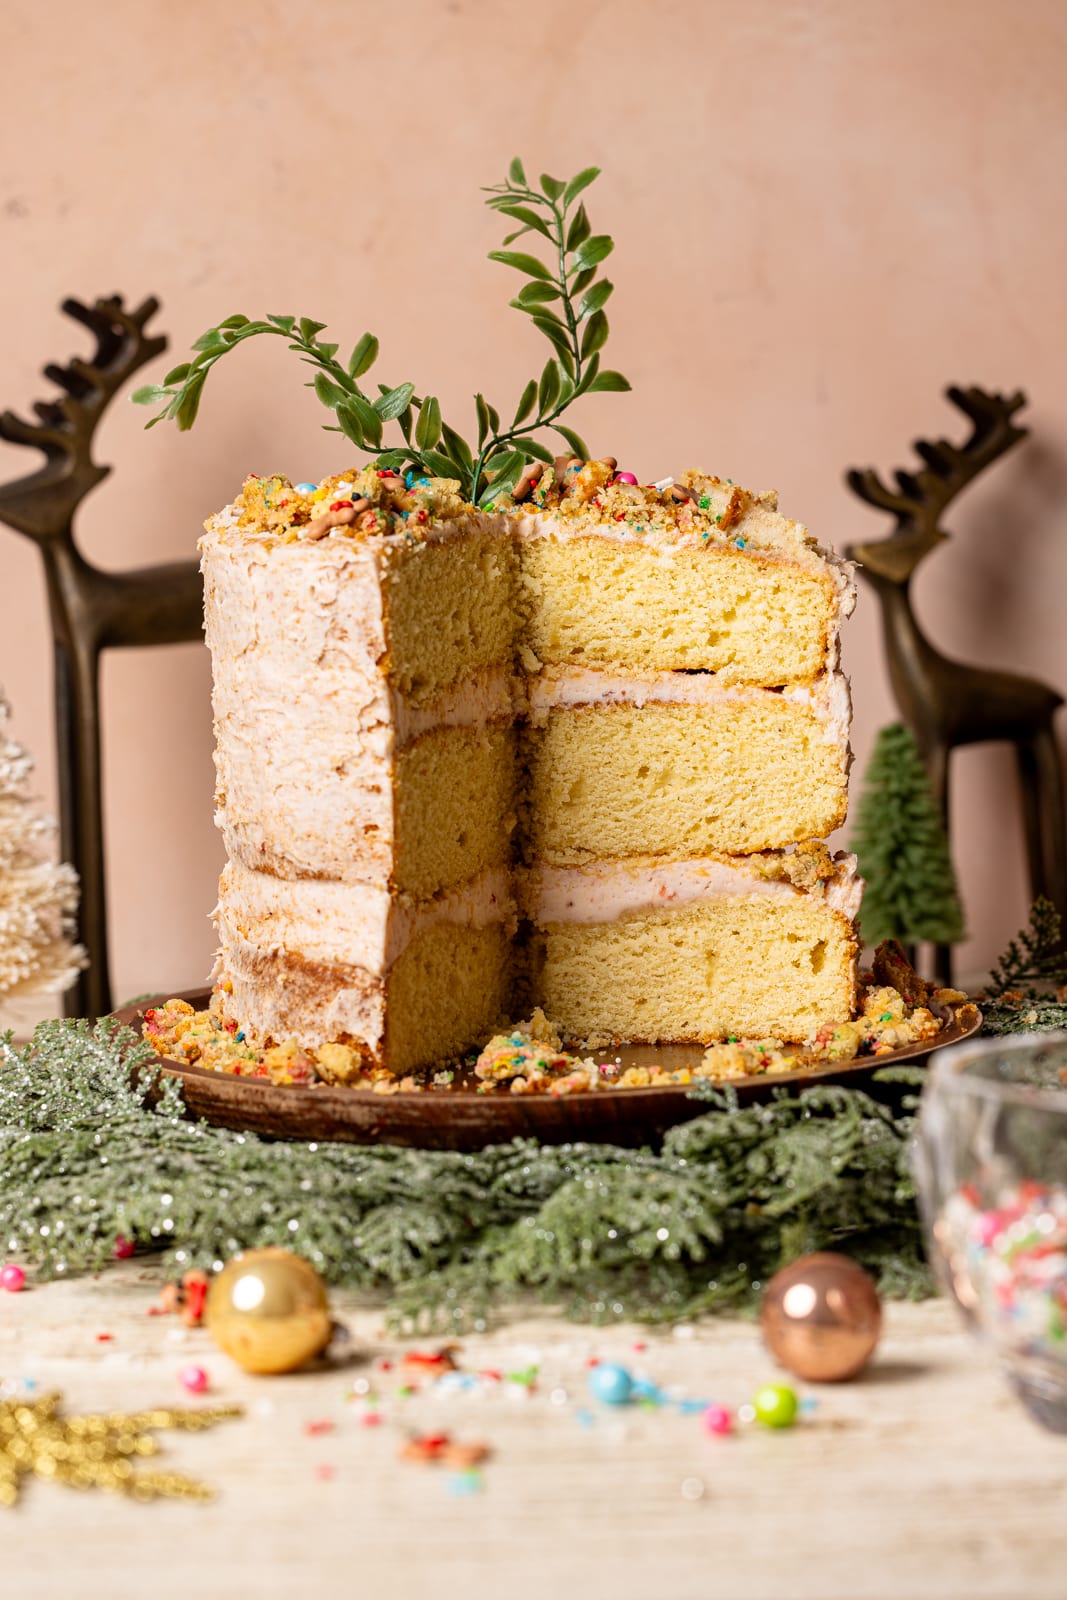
[132,159,630,506]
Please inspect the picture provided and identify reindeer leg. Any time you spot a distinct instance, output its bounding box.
[1016,735,1047,904]
[55,635,111,1017]
[1030,721,1067,942]
[53,640,87,1017]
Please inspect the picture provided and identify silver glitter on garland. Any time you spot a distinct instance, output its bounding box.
[0,1018,932,1325]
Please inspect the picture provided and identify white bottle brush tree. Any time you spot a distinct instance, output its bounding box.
[0,691,85,1008]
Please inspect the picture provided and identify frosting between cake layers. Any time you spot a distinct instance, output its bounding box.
[522,665,852,755]
[214,859,515,977]
[392,665,512,744]
[525,852,863,926]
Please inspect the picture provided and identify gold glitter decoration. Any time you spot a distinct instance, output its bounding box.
[0,1390,242,1507]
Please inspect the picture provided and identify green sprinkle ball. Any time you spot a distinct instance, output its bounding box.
[753,1382,799,1429]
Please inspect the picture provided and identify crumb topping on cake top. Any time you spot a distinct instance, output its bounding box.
[225,466,471,545]
[208,457,841,572]
[521,458,815,556]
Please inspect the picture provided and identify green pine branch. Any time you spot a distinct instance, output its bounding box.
[987,896,1066,996]
[850,723,965,947]
[132,160,631,505]
[0,1017,931,1324]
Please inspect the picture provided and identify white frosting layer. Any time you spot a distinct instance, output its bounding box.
[523,665,852,758]
[204,523,395,882]
[215,860,514,976]
[393,666,512,744]
[525,852,862,925]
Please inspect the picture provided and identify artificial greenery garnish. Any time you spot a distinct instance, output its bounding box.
[132,158,630,506]
[980,896,1067,1034]
[0,1019,930,1323]
[987,896,1066,994]
[12,909,1067,1318]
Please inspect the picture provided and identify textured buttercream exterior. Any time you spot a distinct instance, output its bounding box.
[202,469,861,1063]
[213,862,516,1052]
[215,860,514,976]
[203,518,395,883]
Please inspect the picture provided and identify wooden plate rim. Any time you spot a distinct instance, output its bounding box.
[112,990,984,1118]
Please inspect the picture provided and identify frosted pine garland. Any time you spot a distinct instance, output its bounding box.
[0,1016,932,1324]
[0,694,84,1004]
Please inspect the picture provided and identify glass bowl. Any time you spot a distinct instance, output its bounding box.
[914,1031,1067,1431]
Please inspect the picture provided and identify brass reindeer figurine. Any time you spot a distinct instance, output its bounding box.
[846,384,1066,978]
[0,294,202,1018]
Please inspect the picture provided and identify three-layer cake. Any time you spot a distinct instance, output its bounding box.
[201,459,859,1077]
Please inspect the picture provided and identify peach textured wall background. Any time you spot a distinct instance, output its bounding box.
[1,0,1065,1017]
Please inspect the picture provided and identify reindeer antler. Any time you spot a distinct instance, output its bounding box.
[846,385,1028,556]
[0,295,166,541]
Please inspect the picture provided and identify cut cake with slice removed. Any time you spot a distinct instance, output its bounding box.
[200,462,860,1074]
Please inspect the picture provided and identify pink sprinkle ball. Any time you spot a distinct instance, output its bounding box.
[179,1364,210,1395]
[613,471,639,485]
[973,1211,1003,1247]
[0,1263,26,1293]
[702,1403,734,1437]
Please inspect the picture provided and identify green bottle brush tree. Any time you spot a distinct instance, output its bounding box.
[850,723,966,950]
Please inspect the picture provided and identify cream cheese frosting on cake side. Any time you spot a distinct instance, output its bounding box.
[201,459,861,1072]
[202,470,521,1075]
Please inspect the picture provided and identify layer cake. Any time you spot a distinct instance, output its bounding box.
[201,459,858,1075]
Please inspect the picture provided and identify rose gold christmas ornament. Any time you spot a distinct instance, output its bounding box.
[760,1252,882,1382]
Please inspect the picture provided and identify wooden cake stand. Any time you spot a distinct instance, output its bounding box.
[111,990,982,1152]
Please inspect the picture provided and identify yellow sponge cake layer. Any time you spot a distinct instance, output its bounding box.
[384,526,518,703]
[528,851,860,1043]
[520,535,838,685]
[539,900,856,1043]
[524,684,849,863]
[385,922,512,1077]
[395,722,515,897]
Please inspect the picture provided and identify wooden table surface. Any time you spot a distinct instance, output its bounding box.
[2,1263,1065,1600]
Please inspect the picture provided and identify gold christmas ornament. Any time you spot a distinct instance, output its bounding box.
[0,1390,241,1506]
[205,1247,333,1375]
[760,1252,882,1383]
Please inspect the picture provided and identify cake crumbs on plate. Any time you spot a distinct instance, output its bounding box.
[141,966,954,1096]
